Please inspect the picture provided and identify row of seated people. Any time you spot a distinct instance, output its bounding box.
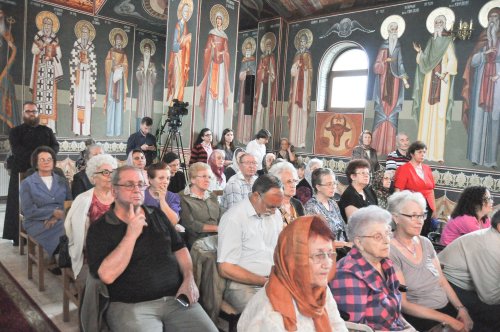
[20,144,498,331]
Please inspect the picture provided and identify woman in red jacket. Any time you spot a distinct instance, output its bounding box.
[394,140,435,236]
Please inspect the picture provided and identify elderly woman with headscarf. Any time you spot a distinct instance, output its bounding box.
[207,149,226,191]
[352,130,380,173]
[331,206,415,331]
[372,169,394,209]
[388,191,473,332]
[295,158,323,205]
[238,215,348,331]
[65,154,117,279]
[223,147,245,181]
[126,148,149,186]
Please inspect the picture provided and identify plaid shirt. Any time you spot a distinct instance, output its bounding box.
[330,247,406,331]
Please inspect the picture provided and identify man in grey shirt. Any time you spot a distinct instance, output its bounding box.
[439,209,500,332]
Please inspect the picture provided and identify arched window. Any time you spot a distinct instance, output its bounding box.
[327,48,369,111]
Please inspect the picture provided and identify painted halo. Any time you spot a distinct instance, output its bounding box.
[294,29,313,50]
[35,11,60,34]
[177,0,194,21]
[109,28,128,48]
[260,32,277,53]
[479,0,500,28]
[140,38,156,56]
[210,4,229,30]
[380,15,405,39]
[426,7,455,34]
[74,20,96,42]
[241,37,257,55]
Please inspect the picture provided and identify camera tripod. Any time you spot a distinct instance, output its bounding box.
[156,119,188,180]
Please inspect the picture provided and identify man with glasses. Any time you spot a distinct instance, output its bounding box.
[218,174,284,313]
[86,166,217,331]
[3,101,59,246]
[220,153,258,211]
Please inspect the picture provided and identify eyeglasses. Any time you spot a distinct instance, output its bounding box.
[114,182,148,191]
[25,110,39,114]
[318,182,337,187]
[398,212,427,221]
[355,171,371,176]
[383,176,392,180]
[241,161,258,165]
[483,196,494,203]
[284,179,300,186]
[38,158,53,163]
[309,251,337,264]
[94,170,114,176]
[194,175,213,180]
[204,133,213,137]
[358,231,393,242]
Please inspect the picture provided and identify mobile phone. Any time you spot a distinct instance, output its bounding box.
[176,294,190,307]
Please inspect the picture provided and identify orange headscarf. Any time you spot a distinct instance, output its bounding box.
[266,216,335,332]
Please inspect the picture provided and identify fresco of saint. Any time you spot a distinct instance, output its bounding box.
[371,15,410,156]
[0,10,19,129]
[288,29,313,148]
[166,0,193,103]
[136,38,157,123]
[104,28,129,137]
[30,11,63,132]
[236,37,256,144]
[69,20,97,136]
[198,4,231,141]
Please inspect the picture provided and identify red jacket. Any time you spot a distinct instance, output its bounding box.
[394,162,435,211]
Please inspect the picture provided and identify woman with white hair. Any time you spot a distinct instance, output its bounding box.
[180,162,222,247]
[295,158,323,205]
[65,154,117,279]
[388,191,473,332]
[331,206,415,331]
[269,161,304,226]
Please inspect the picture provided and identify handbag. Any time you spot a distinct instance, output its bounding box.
[58,235,72,268]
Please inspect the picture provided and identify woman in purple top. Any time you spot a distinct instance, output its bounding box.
[440,186,493,246]
[145,162,181,229]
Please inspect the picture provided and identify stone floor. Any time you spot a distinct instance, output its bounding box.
[0,203,79,332]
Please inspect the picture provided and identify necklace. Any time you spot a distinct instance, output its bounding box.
[394,236,417,258]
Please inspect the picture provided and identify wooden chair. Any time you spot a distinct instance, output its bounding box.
[19,214,28,255]
[18,173,29,255]
[27,234,46,291]
[62,267,83,323]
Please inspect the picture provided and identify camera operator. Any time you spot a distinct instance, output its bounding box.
[126,117,157,166]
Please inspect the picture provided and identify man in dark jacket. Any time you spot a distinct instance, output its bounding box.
[3,101,59,245]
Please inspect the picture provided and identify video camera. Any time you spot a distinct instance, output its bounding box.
[167,99,189,129]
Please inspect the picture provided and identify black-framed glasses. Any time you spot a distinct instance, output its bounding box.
[114,182,148,191]
[94,170,114,177]
[398,212,427,221]
[309,251,337,264]
[357,231,393,242]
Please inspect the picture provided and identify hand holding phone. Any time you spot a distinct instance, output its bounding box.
[176,294,190,307]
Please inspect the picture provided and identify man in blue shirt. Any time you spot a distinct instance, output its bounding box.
[126,116,157,166]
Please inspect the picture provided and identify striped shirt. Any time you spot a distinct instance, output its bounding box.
[385,149,410,170]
